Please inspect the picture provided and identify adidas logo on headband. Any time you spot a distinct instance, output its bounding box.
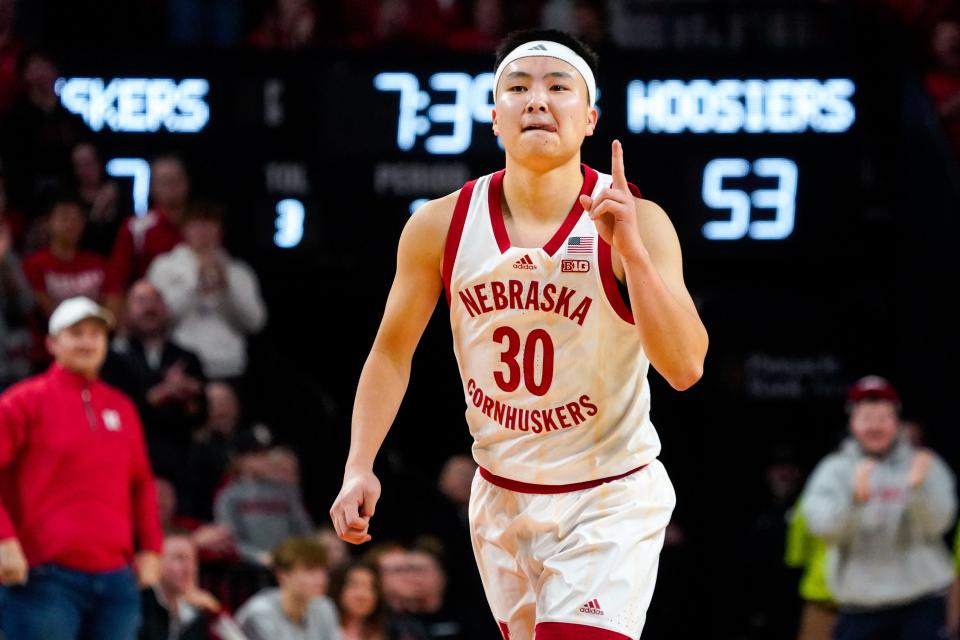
[495,40,597,107]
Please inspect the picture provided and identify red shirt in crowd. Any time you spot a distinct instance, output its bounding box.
[0,363,163,572]
[106,208,182,295]
[23,248,108,303]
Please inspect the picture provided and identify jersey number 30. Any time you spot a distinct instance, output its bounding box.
[493,327,554,396]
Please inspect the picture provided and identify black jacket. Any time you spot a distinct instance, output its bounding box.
[102,336,207,484]
[140,588,213,640]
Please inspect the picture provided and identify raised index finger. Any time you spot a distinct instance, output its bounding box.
[611,139,628,191]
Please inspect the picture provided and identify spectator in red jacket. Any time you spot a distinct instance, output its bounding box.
[0,296,163,640]
[104,155,189,321]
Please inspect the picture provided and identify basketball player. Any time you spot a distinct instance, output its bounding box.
[330,29,709,640]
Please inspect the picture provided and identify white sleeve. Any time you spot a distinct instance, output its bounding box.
[801,456,858,544]
[223,260,267,334]
[147,252,199,319]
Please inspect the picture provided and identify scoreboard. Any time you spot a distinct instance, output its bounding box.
[54,51,872,257]
[52,50,896,408]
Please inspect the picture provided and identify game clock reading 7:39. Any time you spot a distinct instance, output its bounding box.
[374,71,855,243]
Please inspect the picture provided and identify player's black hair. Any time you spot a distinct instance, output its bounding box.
[495,29,599,78]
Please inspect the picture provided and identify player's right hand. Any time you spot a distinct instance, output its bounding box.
[330,469,381,545]
[0,537,28,585]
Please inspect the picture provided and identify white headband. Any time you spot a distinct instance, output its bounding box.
[494,40,597,107]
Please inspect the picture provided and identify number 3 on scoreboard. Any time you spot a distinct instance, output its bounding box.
[492,327,554,396]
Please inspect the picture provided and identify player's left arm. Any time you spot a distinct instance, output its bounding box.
[580,140,708,390]
[617,197,707,390]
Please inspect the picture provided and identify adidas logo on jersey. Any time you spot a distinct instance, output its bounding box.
[513,255,537,270]
[579,599,604,616]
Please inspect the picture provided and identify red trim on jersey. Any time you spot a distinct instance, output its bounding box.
[487,165,599,256]
[597,238,634,324]
[535,622,631,639]
[594,180,639,323]
[479,463,647,494]
[499,621,510,639]
[442,180,477,303]
[487,170,510,253]
[543,165,598,256]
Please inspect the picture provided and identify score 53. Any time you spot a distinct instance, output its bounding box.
[702,157,797,241]
[374,72,494,154]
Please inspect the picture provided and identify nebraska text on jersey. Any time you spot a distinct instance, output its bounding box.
[442,165,663,485]
[457,279,593,326]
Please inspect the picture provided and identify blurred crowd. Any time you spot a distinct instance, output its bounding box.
[1,1,960,639]
[0,42,496,634]
[0,0,955,54]
[0,0,642,54]
[735,377,959,640]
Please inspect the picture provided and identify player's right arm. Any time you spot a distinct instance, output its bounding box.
[329,192,457,545]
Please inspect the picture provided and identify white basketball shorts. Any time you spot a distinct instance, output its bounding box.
[468,460,676,640]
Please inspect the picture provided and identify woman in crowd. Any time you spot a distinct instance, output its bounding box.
[330,562,389,640]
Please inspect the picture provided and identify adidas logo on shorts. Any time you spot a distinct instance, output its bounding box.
[579,599,604,616]
[513,254,537,270]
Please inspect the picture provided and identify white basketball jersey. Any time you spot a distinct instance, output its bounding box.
[442,164,662,486]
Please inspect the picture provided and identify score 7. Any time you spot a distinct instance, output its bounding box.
[701,157,798,240]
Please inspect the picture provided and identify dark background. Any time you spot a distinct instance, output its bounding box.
[6,0,960,636]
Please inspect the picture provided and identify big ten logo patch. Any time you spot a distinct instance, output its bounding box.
[561,259,590,273]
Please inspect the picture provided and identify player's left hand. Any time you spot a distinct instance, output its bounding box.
[579,140,646,262]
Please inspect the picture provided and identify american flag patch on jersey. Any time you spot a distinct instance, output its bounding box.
[566,236,594,254]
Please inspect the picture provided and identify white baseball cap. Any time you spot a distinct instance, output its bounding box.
[48,297,114,336]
